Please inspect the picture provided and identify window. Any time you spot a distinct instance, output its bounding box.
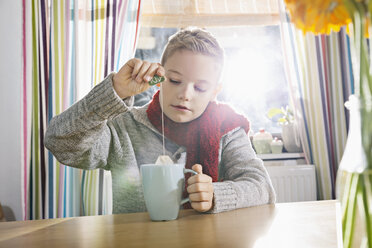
[135,25,289,134]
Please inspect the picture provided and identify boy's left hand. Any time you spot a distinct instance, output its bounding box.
[187,164,214,212]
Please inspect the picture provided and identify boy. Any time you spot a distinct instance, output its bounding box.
[45,28,276,214]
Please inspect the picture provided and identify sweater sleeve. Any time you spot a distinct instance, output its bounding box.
[44,73,134,170]
[208,128,276,213]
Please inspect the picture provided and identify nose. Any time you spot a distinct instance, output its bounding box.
[177,83,193,101]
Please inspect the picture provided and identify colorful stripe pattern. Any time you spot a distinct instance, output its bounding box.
[280,2,353,200]
[22,0,142,220]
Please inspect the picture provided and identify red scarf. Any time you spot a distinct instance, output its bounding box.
[146,91,250,183]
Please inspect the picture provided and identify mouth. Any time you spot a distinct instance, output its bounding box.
[171,105,191,112]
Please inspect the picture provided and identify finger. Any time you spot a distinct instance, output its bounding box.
[187,182,213,193]
[130,58,143,80]
[192,164,203,174]
[191,202,212,212]
[187,173,212,185]
[156,65,165,77]
[135,61,151,83]
[126,58,140,69]
[143,63,163,82]
[189,192,213,202]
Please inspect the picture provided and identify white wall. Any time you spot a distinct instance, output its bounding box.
[0,0,23,221]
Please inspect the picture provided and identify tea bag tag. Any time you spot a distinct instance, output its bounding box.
[155,155,174,165]
[148,75,165,86]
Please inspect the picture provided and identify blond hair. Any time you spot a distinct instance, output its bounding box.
[161,28,225,70]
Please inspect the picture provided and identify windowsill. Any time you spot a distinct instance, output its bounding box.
[257,152,305,161]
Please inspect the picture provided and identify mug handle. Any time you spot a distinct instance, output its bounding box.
[180,168,198,205]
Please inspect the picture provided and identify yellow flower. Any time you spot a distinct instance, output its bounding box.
[284,0,352,34]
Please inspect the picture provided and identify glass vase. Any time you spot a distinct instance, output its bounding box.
[336,95,372,248]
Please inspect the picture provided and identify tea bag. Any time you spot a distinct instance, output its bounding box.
[150,75,170,165]
[155,155,174,165]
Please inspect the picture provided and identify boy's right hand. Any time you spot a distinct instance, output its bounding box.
[112,58,165,99]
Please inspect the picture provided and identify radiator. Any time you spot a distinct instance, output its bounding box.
[264,164,317,203]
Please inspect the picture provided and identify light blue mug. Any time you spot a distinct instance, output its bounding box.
[140,164,197,221]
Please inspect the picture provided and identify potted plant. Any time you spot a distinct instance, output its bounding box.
[267,106,302,153]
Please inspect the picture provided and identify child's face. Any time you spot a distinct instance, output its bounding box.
[160,49,221,123]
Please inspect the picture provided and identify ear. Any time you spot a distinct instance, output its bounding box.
[211,83,222,101]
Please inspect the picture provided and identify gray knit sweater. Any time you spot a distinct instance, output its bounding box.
[44,74,276,214]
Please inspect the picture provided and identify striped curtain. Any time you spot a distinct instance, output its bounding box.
[22,0,142,220]
[279,1,354,200]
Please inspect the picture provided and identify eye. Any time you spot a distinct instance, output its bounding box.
[194,86,207,93]
[169,79,181,85]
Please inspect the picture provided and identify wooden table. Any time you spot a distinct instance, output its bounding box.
[0,200,341,248]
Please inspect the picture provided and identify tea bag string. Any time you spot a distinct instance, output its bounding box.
[160,83,165,156]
